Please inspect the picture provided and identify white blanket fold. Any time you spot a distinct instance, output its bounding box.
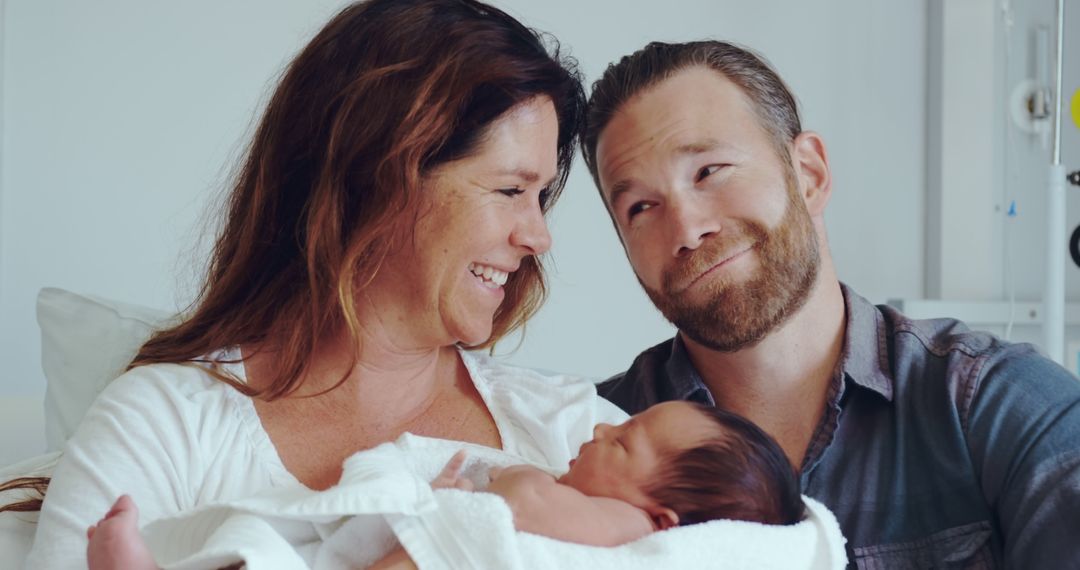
[140,434,846,570]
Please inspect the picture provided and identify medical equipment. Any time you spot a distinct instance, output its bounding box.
[1045,0,1070,365]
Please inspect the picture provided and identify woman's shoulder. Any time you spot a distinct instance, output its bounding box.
[86,353,250,438]
[101,359,235,406]
[63,354,276,504]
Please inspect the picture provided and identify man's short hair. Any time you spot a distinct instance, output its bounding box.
[645,402,805,526]
[581,40,802,193]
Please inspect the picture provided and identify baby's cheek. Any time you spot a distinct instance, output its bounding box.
[579,470,612,493]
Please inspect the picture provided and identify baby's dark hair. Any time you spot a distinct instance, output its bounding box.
[644,402,804,526]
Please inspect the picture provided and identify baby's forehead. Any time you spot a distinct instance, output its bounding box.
[637,400,700,419]
[637,402,723,444]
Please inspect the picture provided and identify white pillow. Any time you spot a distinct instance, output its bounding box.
[36,288,173,451]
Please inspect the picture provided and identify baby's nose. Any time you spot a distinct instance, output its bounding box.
[592,423,613,439]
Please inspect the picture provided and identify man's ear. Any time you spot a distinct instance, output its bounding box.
[650,507,679,531]
[790,131,832,217]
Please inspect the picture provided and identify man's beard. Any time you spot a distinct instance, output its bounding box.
[640,171,820,352]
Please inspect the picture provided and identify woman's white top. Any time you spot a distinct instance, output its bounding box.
[24,349,627,569]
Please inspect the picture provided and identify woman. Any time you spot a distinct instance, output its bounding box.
[18,0,624,566]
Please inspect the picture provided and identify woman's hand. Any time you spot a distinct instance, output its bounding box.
[430,450,474,491]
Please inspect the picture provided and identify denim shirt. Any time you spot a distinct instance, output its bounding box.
[598,284,1080,569]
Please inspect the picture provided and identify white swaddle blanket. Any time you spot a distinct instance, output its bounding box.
[142,433,847,569]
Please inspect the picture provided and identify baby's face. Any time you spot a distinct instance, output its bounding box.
[558,401,717,511]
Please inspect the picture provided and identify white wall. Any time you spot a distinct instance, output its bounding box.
[925,0,1003,301]
[0,0,928,411]
[0,0,6,321]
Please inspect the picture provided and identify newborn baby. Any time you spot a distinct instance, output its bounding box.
[436,400,805,546]
[87,401,804,567]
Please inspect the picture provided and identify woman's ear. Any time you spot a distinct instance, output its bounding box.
[790,131,832,217]
[650,507,679,531]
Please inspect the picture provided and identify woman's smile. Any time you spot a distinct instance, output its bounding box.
[468,262,511,290]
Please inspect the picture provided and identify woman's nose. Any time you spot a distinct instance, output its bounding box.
[510,204,553,255]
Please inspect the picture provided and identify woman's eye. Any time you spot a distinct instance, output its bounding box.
[500,187,552,211]
[696,164,725,182]
[627,202,654,219]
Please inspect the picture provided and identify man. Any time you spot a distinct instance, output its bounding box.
[583,41,1080,568]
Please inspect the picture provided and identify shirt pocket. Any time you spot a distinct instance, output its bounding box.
[851,521,996,570]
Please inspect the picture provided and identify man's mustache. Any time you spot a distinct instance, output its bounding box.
[661,225,765,295]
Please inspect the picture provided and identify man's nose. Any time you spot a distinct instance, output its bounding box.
[666,194,721,257]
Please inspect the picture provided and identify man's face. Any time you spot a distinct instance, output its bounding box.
[595,66,820,352]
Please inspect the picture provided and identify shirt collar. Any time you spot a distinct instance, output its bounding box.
[837,283,894,401]
[662,334,715,405]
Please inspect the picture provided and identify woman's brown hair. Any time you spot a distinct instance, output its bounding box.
[139,0,585,399]
[1,0,584,514]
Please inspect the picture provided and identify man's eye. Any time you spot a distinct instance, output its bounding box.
[696,164,725,182]
[627,202,654,219]
[499,188,525,197]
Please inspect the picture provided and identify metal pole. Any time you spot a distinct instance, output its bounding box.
[1054,0,1065,164]
[1044,0,1067,365]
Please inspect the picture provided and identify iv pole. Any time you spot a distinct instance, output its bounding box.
[1044,0,1066,365]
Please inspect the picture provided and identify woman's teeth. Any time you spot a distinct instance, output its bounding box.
[468,263,508,288]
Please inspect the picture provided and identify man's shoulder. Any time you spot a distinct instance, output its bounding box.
[880,303,1007,359]
[596,337,677,414]
[964,339,1080,413]
[873,301,1077,413]
[878,302,1049,377]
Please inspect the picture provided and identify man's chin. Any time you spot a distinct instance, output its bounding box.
[678,324,771,353]
[648,284,784,353]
